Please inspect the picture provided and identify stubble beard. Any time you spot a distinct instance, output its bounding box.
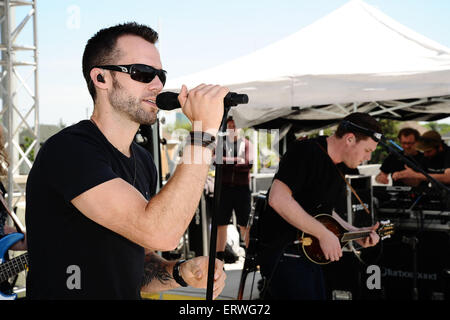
[108,76,157,125]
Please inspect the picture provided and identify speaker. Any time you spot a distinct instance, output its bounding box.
[324,228,450,300]
[376,229,450,300]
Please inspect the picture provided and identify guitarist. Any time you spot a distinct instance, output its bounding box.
[0,124,27,251]
[0,127,27,298]
[1,183,27,252]
[258,113,381,300]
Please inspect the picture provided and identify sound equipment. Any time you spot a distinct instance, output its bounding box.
[374,185,414,210]
[374,185,448,212]
[323,228,450,300]
[344,175,374,228]
[323,178,450,300]
[374,184,450,232]
[376,229,450,300]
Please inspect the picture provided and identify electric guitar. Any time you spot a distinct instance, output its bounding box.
[0,233,28,300]
[298,214,394,265]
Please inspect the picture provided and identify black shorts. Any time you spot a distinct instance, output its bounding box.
[217,185,251,226]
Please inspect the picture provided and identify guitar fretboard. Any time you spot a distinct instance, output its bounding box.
[341,231,372,242]
[0,253,29,283]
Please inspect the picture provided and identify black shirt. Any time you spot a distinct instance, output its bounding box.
[379,151,425,186]
[25,120,157,299]
[422,145,450,176]
[259,137,348,252]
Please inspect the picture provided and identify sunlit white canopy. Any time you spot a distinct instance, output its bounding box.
[164,0,450,129]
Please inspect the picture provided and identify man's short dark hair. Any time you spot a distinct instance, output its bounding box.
[398,127,420,141]
[82,22,159,102]
[335,112,382,142]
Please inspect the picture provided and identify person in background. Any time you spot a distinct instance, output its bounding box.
[215,117,253,263]
[376,127,424,186]
[0,125,26,251]
[392,130,450,186]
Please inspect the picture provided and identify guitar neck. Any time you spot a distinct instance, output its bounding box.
[0,253,29,283]
[341,230,372,242]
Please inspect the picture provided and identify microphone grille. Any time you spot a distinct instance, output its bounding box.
[156,92,181,111]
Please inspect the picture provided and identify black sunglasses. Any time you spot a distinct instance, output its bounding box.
[93,64,167,85]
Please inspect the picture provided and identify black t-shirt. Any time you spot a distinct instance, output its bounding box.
[379,151,425,186]
[25,120,157,299]
[422,145,450,176]
[259,137,348,252]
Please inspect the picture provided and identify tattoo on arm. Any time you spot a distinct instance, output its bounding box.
[141,253,173,287]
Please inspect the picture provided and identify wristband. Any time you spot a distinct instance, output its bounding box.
[173,259,188,287]
[188,131,217,151]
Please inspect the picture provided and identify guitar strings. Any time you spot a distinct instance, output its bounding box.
[0,253,28,281]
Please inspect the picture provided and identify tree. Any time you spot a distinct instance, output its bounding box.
[423,122,450,135]
[369,119,399,164]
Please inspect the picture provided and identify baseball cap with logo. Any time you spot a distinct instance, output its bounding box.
[416,130,442,152]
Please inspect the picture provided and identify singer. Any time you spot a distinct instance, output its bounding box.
[25,22,227,299]
[258,113,381,300]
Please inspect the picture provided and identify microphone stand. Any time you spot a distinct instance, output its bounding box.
[377,136,450,300]
[206,106,231,300]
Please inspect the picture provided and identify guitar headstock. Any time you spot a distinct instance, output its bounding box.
[378,220,395,240]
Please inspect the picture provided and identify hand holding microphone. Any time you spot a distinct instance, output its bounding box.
[156,89,249,111]
[177,84,229,135]
[156,84,248,134]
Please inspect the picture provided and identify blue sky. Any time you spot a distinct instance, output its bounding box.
[26,0,450,125]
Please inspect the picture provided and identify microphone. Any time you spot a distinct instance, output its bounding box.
[341,120,383,142]
[341,120,407,153]
[156,91,249,111]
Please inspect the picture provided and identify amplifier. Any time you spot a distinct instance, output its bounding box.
[376,229,450,300]
[323,229,450,300]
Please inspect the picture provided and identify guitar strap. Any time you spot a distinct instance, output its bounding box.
[315,141,371,216]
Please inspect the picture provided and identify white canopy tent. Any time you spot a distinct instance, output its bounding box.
[164,0,450,129]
